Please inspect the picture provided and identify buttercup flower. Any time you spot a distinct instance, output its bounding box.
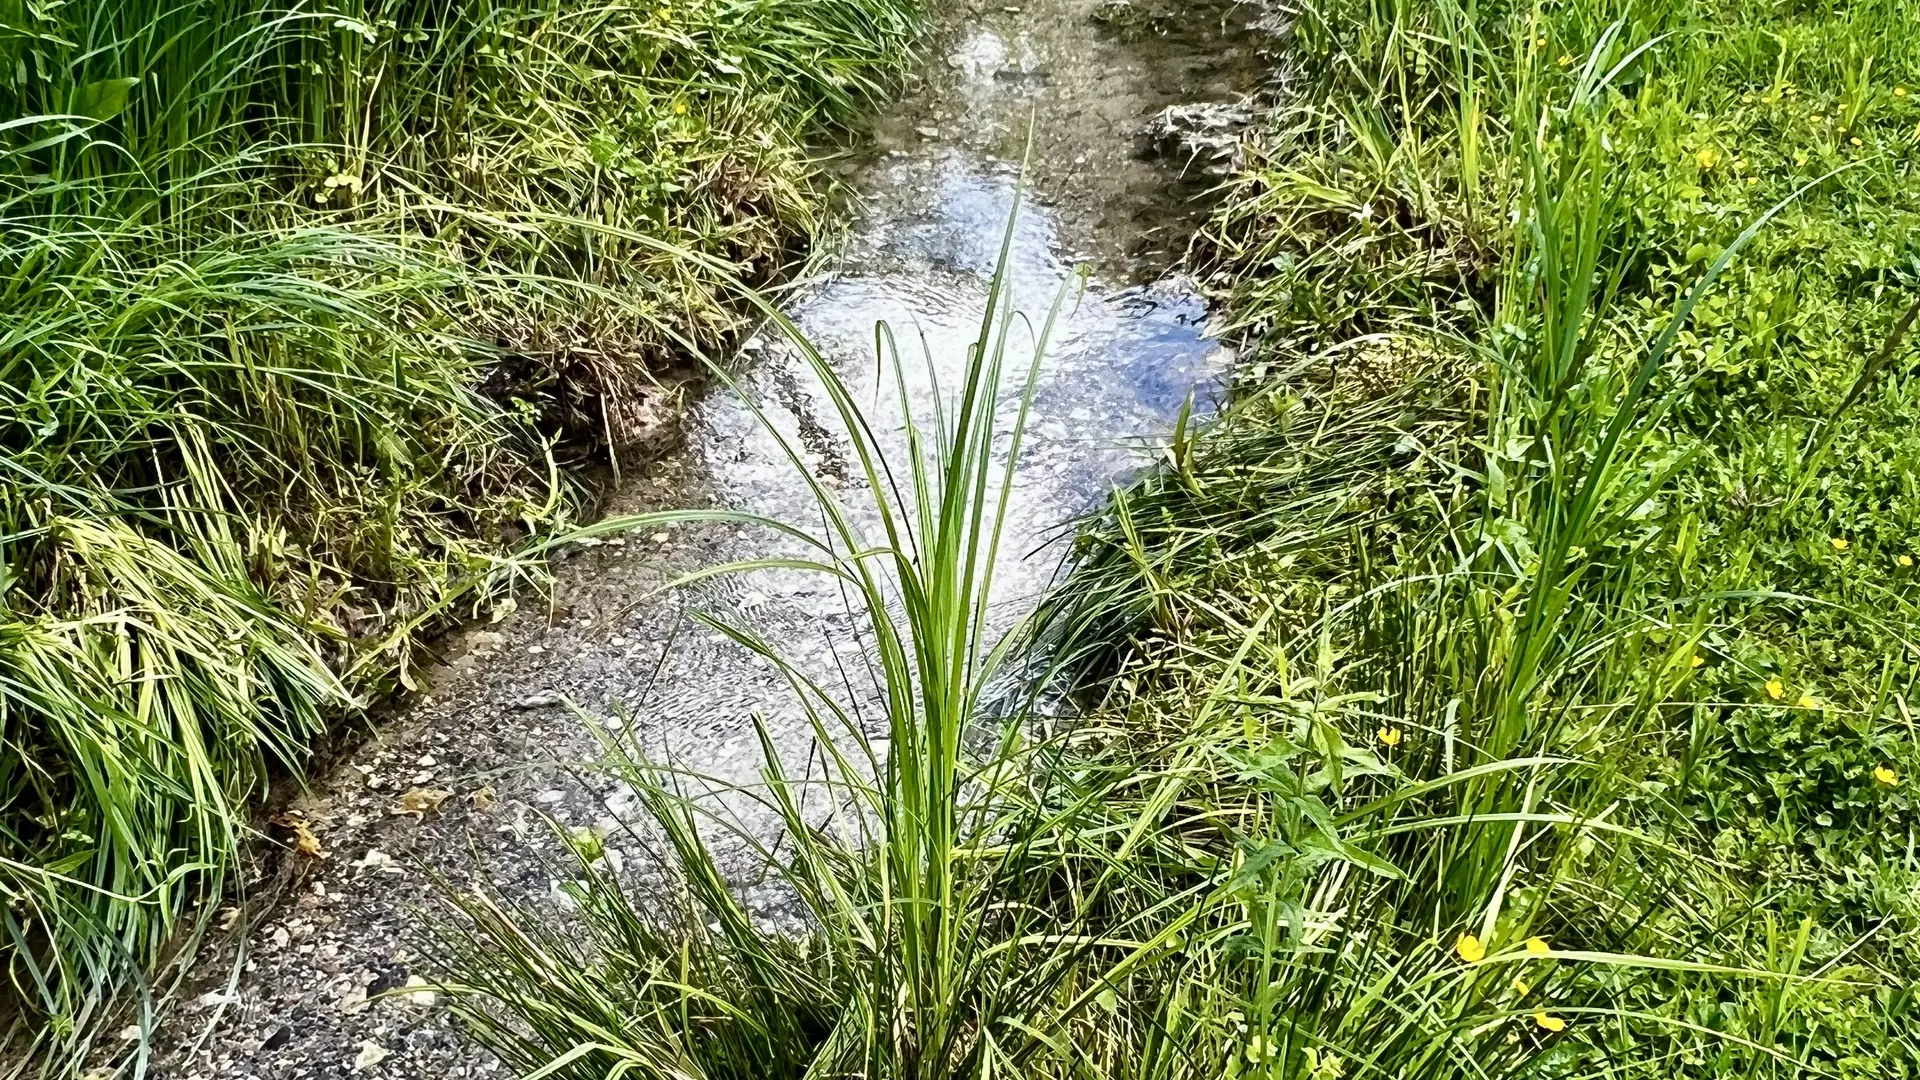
[1456,933,1487,963]
[1898,554,1913,568]
[1525,937,1552,957]
[1377,725,1404,747]
[1533,1010,1567,1032]
[1765,678,1785,700]
[1875,765,1900,786]
[1798,693,1818,709]
[1830,537,1850,551]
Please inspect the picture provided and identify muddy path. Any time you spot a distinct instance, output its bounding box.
[153,2,1265,1076]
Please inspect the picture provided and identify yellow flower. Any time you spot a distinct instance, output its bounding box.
[1897,87,1909,97]
[1798,692,1818,709]
[1557,53,1573,67]
[1811,113,1825,123]
[1533,1010,1568,1032]
[1765,678,1786,700]
[1691,654,1707,668]
[1901,554,1915,568]
[1831,537,1850,551]
[1851,136,1864,146]
[1525,936,1553,957]
[1534,36,1547,48]
[1377,725,1404,747]
[1875,765,1901,786]
[1695,146,1721,169]
[673,99,689,115]
[1512,975,1531,995]
[1456,933,1487,963]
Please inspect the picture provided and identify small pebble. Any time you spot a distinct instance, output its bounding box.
[352,1041,388,1071]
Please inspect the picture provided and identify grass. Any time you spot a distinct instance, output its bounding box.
[1060,0,1920,1070]
[0,0,923,1052]
[433,0,1920,1078]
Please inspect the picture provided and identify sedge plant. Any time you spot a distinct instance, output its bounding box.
[432,191,1174,1079]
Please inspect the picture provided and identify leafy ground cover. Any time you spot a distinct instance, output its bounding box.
[427,0,1920,1077]
[0,0,921,1044]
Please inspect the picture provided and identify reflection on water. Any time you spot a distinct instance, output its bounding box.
[698,151,1223,585]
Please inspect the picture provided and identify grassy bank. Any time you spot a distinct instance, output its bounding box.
[0,0,920,1039]
[429,0,1918,1077]
[1062,0,1920,1070]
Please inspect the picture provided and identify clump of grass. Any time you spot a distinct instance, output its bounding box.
[435,198,1123,1079]
[0,0,924,1047]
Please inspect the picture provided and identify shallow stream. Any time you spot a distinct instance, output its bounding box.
[158,2,1265,1075]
